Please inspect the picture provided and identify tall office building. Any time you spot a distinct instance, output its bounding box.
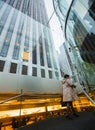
[0,0,61,93]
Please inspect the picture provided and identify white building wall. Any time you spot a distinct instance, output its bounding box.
[0,0,62,93]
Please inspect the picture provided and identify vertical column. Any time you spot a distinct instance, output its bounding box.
[36,22,41,77]
[42,26,49,78]
[28,17,33,76]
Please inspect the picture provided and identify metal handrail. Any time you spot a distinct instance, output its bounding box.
[64,0,74,40]
[82,88,95,105]
[0,89,34,104]
[0,90,61,105]
[0,85,95,106]
[53,0,65,21]
[0,93,24,104]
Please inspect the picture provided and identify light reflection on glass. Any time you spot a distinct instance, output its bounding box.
[0,107,45,119]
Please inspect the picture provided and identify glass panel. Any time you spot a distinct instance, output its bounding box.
[0,5,11,34]
[65,0,95,98]
[44,38,52,68]
[39,36,44,66]
[0,9,17,57]
[12,14,24,60]
[32,22,37,65]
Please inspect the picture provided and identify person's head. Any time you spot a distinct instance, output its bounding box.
[64,74,70,79]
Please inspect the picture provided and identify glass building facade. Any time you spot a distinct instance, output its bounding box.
[0,0,62,93]
[53,0,95,99]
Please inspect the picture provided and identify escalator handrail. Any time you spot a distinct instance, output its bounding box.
[0,90,61,104]
[82,88,95,105]
[0,93,24,104]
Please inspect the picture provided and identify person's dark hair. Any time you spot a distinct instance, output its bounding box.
[64,74,70,78]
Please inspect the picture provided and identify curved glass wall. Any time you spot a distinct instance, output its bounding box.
[53,0,72,29]
[53,0,95,100]
[53,0,75,78]
[66,0,95,91]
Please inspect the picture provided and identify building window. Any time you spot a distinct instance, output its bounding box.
[48,70,52,79]
[32,67,37,76]
[44,38,52,68]
[22,65,27,75]
[0,6,11,34]
[41,69,45,78]
[0,60,5,71]
[60,69,64,77]
[1,10,17,57]
[55,71,59,79]
[10,63,17,73]
[39,36,44,66]
[32,46,37,64]
[12,45,19,60]
[13,15,24,60]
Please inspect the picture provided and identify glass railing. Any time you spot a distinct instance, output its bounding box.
[0,90,62,130]
[0,88,95,129]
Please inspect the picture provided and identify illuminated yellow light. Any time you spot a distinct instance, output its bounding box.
[0,94,94,119]
[21,51,30,60]
[0,107,45,119]
[47,105,62,111]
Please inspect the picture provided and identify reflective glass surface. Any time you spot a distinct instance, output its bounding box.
[54,0,95,100]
